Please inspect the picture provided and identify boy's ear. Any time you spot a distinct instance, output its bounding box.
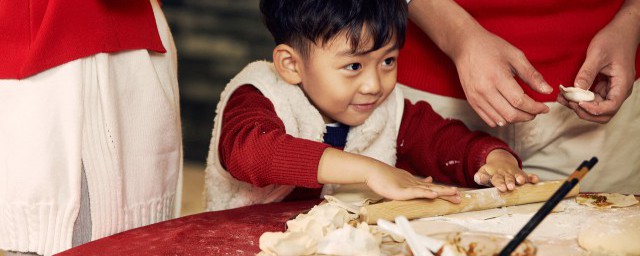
[273,44,303,85]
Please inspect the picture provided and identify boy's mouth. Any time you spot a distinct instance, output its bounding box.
[351,102,376,112]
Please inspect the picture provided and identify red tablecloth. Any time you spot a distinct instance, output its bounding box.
[56,200,321,256]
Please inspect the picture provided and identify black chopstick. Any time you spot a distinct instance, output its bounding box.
[498,156,598,256]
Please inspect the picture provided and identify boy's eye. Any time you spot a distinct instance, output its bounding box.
[345,63,362,71]
[383,57,396,66]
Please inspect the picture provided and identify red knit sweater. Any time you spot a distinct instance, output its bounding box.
[398,0,640,102]
[218,85,520,201]
[0,0,164,79]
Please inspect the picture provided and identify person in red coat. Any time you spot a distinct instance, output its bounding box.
[0,1,181,255]
[399,0,640,193]
[204,0,539,212]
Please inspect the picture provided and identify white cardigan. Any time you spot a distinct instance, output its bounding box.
[204,61,405,211]
[0,1,181,255]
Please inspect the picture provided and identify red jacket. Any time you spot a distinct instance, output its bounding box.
[218,85,520,201]
[0,0,164,79]
[398,0,640,102]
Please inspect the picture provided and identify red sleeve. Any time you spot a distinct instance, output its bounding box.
[218,85,330,188]
[395,99,521,188]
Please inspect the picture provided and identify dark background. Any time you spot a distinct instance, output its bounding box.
[162,0,273,163]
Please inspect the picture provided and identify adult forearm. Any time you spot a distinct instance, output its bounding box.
[618,0,640,44]
[407,0,484,60]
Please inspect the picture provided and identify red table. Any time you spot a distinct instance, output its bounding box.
[56,199,321,256]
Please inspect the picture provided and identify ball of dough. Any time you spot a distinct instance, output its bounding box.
[578,214,640,255]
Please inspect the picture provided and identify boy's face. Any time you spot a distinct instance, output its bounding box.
[296,35,399,126]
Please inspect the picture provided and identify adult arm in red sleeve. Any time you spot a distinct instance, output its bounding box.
[218,85,330,188]
[395,99,521,188]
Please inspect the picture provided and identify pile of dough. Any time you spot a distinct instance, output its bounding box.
[317,223,381,255]
[560,84,595,102]
[259,232,316,256]
[576,193,639,208]
[329,184,384,207]
[259,198,388,256]
[578,214,640,255]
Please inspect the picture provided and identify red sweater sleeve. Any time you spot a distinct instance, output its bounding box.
[218,85,329,188]
[395,99,521,188]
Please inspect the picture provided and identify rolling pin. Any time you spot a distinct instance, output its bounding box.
[359,180,578,224]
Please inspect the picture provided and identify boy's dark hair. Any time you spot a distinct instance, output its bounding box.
[260,0,407,57]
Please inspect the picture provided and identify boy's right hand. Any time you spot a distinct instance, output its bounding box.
[365,168,461,203]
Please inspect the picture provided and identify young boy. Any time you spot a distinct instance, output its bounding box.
[204,0,539,211]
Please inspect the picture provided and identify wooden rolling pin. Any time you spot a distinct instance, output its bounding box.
[360,180,578,224]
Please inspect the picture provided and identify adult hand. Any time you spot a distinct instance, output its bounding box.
[558,4,640,123]
[453,30,552,127]
[408,0,552,127]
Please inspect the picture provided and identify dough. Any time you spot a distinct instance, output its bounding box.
[576,193,639,208]
[330,184,384,207]
[560,84,595,102]
[317,223,381,256]
[260,198,382,255]
[259,231,316,256]
[578,214,640,255]
[285,203,353,240]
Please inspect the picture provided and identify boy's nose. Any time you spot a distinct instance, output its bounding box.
[359,72,382,95]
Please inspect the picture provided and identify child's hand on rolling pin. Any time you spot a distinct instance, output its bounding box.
[365,167,462,203]
[474,149,539,192]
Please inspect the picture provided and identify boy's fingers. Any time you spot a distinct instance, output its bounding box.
[528,173,540,183]
[423,176,433,182]
[491,174,508,192]
[427,184,458,196]
[474,171,491,186]
[439,194,462,204]
[515,173,527,185]
[504,175,516,190]
[408,187,438,199]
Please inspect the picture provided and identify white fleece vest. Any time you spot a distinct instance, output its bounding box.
[204,61,405,211]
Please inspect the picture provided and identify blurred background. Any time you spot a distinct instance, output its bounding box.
[163,0,272,162]
[161,0,273,215]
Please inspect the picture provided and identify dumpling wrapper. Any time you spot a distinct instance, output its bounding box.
[576,193,639,208]
[560,84,595,102]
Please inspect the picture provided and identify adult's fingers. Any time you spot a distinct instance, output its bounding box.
[468,96,505,127]
[567,101,612,123]
[497,79,549,116]
[574,49,604,90]
[510,51,553,94]
[578,79,632,117]
[488,88,538,123]
[469,103,498,127]
[556,92,570,107]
